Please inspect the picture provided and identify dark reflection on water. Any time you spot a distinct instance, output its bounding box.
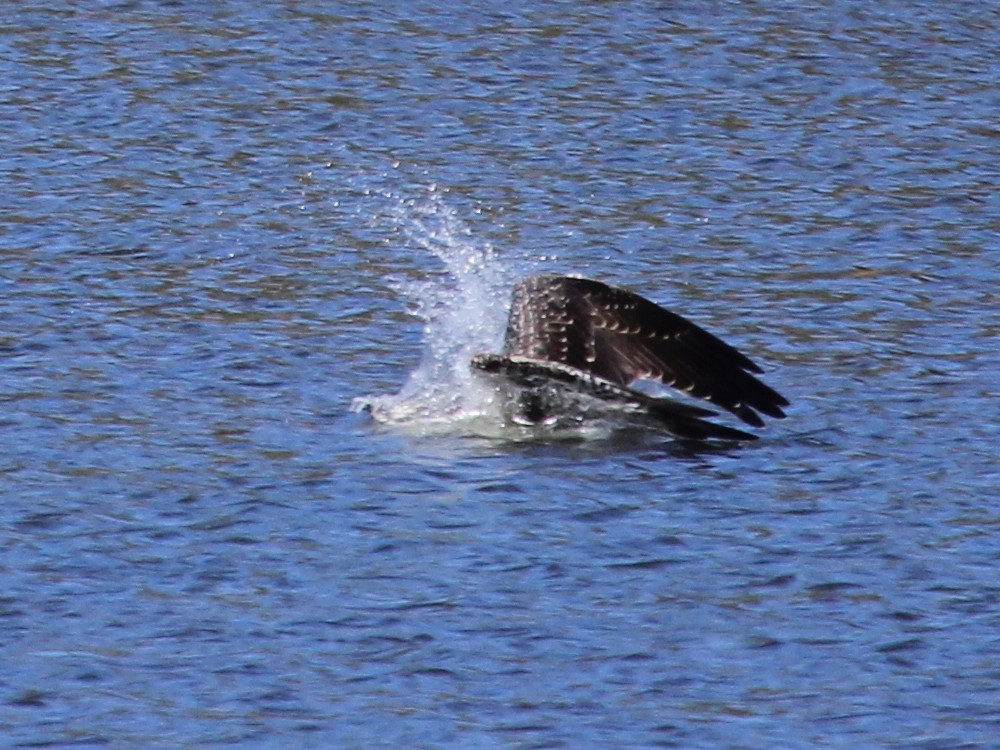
[3,1,1000,748]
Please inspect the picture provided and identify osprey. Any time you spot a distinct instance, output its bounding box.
[471,275,788,441]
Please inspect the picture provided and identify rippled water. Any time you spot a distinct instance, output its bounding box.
[3,2,1000,748]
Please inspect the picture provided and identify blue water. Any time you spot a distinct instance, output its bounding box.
[3,2,1000,748]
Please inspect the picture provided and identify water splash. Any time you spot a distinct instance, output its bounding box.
[353,188,512,433]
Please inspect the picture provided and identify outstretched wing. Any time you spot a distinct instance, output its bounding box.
[502,275,788,427]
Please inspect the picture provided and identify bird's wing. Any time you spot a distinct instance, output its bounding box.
[502,275,788,427]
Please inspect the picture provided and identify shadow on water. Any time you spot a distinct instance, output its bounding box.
[355,411,774,463]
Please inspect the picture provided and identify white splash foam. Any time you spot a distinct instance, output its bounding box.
[353,188,513,433]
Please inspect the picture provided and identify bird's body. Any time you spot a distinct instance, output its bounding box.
[471,275,788,441]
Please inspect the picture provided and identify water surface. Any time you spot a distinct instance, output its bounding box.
[2,2,999,748]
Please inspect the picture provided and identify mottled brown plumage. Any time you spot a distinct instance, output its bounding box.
[472,275,788,440]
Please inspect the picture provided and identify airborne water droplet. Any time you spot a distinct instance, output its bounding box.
[354,189,512,433]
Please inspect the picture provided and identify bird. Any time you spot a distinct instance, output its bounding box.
[470,275,788,441]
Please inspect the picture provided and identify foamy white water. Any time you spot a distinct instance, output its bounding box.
[353,188,513,433]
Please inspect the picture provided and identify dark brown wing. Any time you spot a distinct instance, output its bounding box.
[502,275,788,427]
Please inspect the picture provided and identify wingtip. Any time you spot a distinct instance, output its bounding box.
[674,420,759,442]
